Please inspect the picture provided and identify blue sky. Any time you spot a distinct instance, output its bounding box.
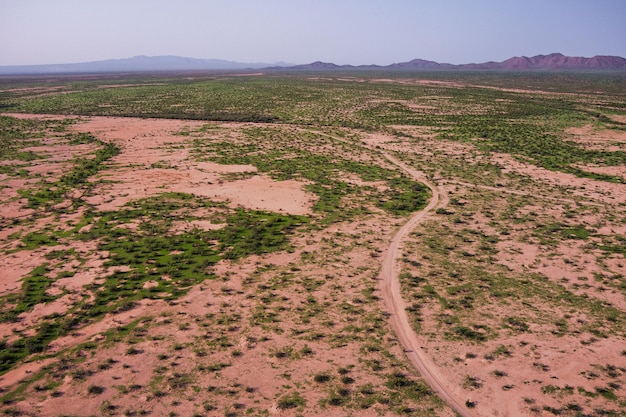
[1,0,625,66]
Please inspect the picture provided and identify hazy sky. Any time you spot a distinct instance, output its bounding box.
[2,0,626,66]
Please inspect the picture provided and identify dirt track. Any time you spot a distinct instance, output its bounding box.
[305,129,475,415]
[378,153,476,417]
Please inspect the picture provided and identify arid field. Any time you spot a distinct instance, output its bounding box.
[0,72,625,416]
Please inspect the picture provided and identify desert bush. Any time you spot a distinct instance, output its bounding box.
[277,391,305,409]
[87,384,105,395]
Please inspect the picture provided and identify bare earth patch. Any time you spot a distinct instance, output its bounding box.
[71,117,314,215]
[566,124,626,152]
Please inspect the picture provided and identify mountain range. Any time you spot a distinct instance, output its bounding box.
[1,53,625,75]
[0,56,292,75]
[286,53,626,71]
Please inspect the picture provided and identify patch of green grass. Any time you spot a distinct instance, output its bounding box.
[277,391,306,410]
[0,190,308,377]
[213,208,308,259]
[20,138,120,209]
[0,264,60,323]
[534,222,592,243]
[20,231,59,250]
[439,99,626,183]
[0,320,64,374]
[0,116,49,161]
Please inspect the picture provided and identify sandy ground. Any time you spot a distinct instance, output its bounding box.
[0,114,448,416]
[1,112,625,417]
[378,127,626,416]
[69,116,315,215]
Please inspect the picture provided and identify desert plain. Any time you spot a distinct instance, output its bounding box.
[0,72,625,416]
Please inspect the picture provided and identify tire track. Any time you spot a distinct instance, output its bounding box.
[378,152,476,417]
[303,128,474,416]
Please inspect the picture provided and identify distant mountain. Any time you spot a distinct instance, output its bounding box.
[284,53,626,72]
[1,54,625,75]
[387,58,455,70]
[462,53,626,70]
[286,59,450,71]
[273,61,383,70]
[289,61,342,70]
[0,55,291,75]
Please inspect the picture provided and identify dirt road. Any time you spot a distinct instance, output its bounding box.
[291,129,475,415]
[378,152,476,417]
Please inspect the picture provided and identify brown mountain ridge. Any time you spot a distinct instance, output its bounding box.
[287,53,626,71]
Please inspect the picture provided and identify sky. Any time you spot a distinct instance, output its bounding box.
[1,0,626,66]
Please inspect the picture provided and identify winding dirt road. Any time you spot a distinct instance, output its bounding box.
[378,153,476,417]
[298,129,474,415]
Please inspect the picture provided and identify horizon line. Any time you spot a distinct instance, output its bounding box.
[2,52,626,68]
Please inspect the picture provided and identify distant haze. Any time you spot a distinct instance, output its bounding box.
[1,0,625,66]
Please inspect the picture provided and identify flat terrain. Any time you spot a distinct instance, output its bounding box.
[0,72,625,416]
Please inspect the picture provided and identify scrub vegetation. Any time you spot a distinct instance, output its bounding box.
[1,70,625,416]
